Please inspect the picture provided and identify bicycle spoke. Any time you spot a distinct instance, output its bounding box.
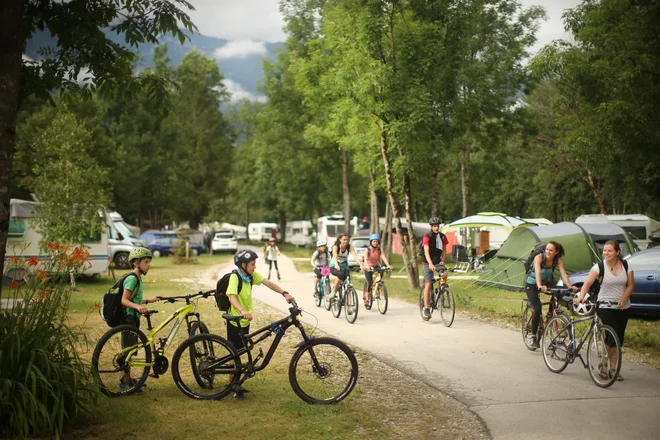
[587,324,621,388]
[541,317,570,373]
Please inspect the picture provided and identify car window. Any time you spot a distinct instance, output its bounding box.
[215,234,234,239]
[629,252,660,271]
[350,239,370,249]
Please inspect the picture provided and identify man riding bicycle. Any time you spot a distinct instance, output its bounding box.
[421,217,448,321]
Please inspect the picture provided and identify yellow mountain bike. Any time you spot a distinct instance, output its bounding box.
[91,290,214,396]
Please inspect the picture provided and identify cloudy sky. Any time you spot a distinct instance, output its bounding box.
[188,0,582,47]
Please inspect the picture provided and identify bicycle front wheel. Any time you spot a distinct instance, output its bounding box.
[344,286,359,324]
[331,290,342,318]
[314,283,322,307]
[289,337,358,404]
[587,324,621,388]
[171,333,241,400]
[521,304,537,351]
[323,278,332,311]
[92,324,152,397]
[377,283,388,315]
[439,287,455,327]
[542,316,571,373]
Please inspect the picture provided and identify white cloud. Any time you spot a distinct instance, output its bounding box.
[521,0,582,53]
[188,0,286,42]
[223,79,266,103]
[214,40,267,59]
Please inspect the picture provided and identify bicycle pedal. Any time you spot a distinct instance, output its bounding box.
[149,373,159,379]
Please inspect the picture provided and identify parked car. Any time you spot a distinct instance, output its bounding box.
[558,248,660,316]
[211,232,238,254]
[147,238,205,258]
[140,230,176,244]
[348,236,371,268]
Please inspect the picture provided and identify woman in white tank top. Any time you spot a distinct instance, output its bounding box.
[575,240,635,381]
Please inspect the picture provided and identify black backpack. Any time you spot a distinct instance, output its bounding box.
[523,243,558,274]
[590,259,629,296]
[215,270,243,311]
[418,233,447,257]
[101,273,141,327]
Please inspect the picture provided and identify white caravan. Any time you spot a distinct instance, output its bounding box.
[5,199,110,281]
[317,213,358,245]
[576,214,660,248]
[248,222,279,241]
[285,220,314,247]
[107,211,147,268]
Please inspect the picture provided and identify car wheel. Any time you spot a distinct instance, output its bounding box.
[152,250,161,258]
[114,252,130,269]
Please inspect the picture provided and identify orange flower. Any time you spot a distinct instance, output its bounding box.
[37,290,51,299]
[93,302,102,309]
[47,242,56,250]
[9,281,20,289]
[61,307,70,313]
[9,256,20,263]
[28,256,40,266]
[36,269,47,279]
[16,316,21,323]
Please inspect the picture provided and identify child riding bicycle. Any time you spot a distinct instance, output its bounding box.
[362,233,392,307]
[311,240,331,296]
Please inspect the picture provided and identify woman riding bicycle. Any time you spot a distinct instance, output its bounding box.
[310,240,331,296]
[525,241,577,348]
[362,233,392,307]
[329,233,364,298]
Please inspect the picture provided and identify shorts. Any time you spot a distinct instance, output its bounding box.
[227,322,250,351]
[314,268,323,279]
[121,314,140,348]
[330,267,349,281]
[422,264,435,283]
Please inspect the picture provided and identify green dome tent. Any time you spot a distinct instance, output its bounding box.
[476,222,638,291]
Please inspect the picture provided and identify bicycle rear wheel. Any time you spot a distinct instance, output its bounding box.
[92,324,152,397]
[439,287,455,327]
[541,316,571,373]
[363,282,373,310]
[189,320,212,388]
[376,283,388,315]
[587,324,621,388]
[344,286,359,324]
[521,304,537,351]
[331,289,342,318]
[289,337,359,404]
[171,333,241,400]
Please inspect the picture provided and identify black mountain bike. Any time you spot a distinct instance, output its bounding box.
[170,301,359,404]
[331,267,361,324]
[419,265,455,326]
[521,288,571,351]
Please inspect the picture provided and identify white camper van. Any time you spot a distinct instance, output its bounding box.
[576,214,660,248]
[317,213,358,245]
[107,211,146,268]
[285,220,313,247]
[5,199,110,282]
[248,222,279,241]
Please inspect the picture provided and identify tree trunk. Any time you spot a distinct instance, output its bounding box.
[369,168,378,234]
[379,121,418,289]
[0,0,26,299]
[431,166,438,218]
[384,200,393,261]
[341,148,351,234]
[245,202,249,226]
[402,171,419,281]
[587,169,607,214]
[461,142,471,217]
[278,210,286,242]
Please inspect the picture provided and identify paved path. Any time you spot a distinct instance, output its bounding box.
[236,250,660,439]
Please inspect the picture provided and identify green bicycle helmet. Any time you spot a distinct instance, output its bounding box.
[129,247,153,267]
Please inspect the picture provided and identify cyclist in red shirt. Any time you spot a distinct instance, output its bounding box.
[421,217,448,321]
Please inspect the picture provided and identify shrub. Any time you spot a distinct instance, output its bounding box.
[0,243,101,439]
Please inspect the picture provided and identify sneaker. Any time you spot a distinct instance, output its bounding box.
[530,337,540,349]
[234,390,245,400]
[329,291,336,299]
[278,275,281,281]
[422,308,431,321]
[117,377,139,392]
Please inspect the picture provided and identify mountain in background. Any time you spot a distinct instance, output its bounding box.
[25,30,284,101]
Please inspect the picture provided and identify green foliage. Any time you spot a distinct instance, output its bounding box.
[1,245,101,439]
[169,229,198,264]
[23,108,110,249]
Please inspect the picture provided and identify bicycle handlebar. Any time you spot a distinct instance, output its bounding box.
[162,289,216,303]
[368,266,392,272]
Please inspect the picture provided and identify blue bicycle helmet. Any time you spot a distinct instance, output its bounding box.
[369,233,380,241]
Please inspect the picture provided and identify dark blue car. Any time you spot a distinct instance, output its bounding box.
[558,248,660,316]
[147,238,206,258]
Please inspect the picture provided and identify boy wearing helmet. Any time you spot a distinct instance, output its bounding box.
[225,249,295,399]
[362,234,392,307]
[421,218,448,321]
[119,247,162,391]
[310,240,331,295]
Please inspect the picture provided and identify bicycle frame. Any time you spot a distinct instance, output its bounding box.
[209,308,312,376]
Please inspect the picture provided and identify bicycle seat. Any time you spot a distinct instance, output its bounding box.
[222,313,243,322]
[145,310,159,316]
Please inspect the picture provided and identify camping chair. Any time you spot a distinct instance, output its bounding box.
[450,245,470,273]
